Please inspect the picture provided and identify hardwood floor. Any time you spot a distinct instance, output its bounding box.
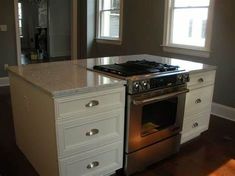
[0,86,234,176]
[0,86,38,176]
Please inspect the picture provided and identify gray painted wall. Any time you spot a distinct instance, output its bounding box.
[89,0,235,108]
[0,0,17,77]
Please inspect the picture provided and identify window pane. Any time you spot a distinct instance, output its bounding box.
[174,0,210,7]
[19,20,22,28]
[101,0,120,10]
[18,3,22,19]
[172,8,208,47]
[100,10,120,38]
[19,27,23,36]
[112,0,120,9]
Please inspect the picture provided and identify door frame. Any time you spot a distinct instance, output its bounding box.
[14,0,78,65]
[14,0,21,65]
[71,0,78,60]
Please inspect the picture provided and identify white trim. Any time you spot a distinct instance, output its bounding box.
[163,45,210,58]
[0,77,9,87]
[162,0,215,58]
[96,38,122,45]
[96,0,123,44]
[14,0,22,65]
[211,103,235,122]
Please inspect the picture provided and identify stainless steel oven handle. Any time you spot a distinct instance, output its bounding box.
[133,89,189,105]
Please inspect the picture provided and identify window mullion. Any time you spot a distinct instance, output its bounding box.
[100,8,120,12]
[99,10,104,37]
[173,6,209,9]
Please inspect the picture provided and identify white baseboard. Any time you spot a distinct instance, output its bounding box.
[211,103,235,122]
[0,77,9,87]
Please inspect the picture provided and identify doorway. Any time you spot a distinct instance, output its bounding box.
[14,0,78,65]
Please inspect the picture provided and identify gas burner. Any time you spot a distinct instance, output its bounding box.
[125,60,179,72]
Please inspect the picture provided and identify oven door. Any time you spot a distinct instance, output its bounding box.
[126,86,189,153]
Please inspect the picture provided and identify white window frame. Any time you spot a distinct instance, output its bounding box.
[96,0,123,45]
[162,0,215,58]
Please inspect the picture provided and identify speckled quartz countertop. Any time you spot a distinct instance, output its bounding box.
[8,54,216,97]
[8,61,126,97]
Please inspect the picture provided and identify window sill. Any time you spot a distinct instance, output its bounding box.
[162,45,210,58]
[96,38,122,45]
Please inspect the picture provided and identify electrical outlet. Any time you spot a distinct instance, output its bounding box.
[0,25,8,32]
[4,64,9,70]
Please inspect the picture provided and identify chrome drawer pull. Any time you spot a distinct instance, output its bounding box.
[198,78,204,83]
[192,122,199,128]
[87,161,99,169]
[86,129,99,136]
[195,99,202,104]
[85,100,99,107]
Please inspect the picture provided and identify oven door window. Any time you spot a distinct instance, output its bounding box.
[141,97,177,136]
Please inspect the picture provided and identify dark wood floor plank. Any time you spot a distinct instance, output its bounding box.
[0,86,235,176]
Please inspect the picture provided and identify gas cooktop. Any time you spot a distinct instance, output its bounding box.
[93,60,189,94]
[93,60,180,77]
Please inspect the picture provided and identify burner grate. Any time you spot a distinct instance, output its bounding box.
[93,60,179,77]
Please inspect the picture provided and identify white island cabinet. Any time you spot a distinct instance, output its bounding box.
[181,70,216,144]
[56,88,125,176]
[8,54,217,175]
[8,62,126,176]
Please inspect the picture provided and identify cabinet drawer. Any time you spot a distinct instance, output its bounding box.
[59,142,123,176]
[55,87,125,118]
[57,110,124,157]
[188,70,216,89]
[182,111,210,137]
[184,85,213,117]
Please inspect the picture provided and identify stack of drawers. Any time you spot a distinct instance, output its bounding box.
[54,87,125,176]
[181,70,216,144]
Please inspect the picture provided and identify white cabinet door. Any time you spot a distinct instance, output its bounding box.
[181,70,216,144]
[184,85,214,117]
[55,87,126,176]
[59,142,123,176]
[55,87,125,118]
[57,109,124,158]
[187,70,216,89]
[181,110,211,144]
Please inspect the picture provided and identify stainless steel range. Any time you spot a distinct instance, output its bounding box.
[94,60,189,175]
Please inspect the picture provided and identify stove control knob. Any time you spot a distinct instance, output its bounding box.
[141,80,150,90]
[133,82,140,92]
[177,74,183,81]
[183,74,190,82]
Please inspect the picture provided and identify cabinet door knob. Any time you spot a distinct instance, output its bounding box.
[195,98,202,104]
[86,129,99,136]
[192,122,199,128]
[85,100,99,107]
[198,78,204,83]
[87,161,99,169]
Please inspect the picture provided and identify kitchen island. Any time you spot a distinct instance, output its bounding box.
[8,54,216,176]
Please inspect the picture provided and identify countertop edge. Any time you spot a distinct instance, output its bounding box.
[188,65,217,74]
[52,81,126,98]
[8,68,126,98]
[8,70,55,97]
